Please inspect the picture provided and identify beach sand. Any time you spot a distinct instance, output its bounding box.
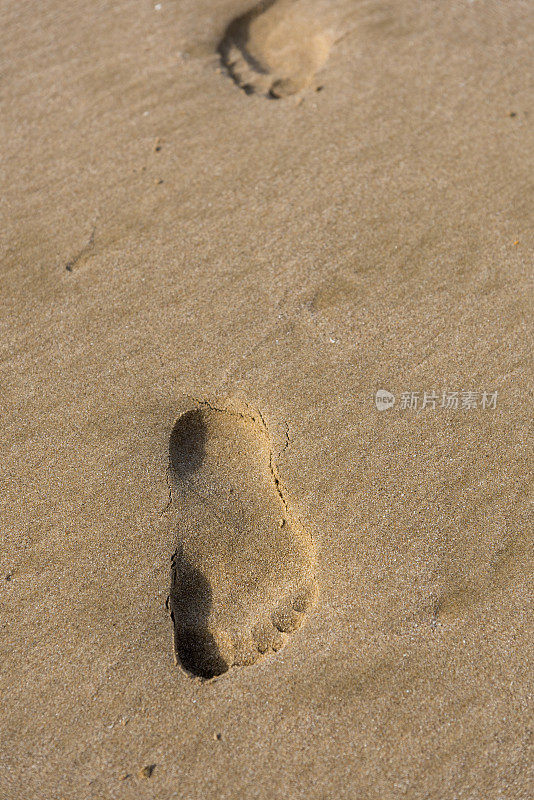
[1,0,532,797]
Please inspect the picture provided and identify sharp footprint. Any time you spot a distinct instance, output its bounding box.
[168,398,317,678]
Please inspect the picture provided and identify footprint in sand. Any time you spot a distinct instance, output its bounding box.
[218,0,338,98]
[168,398,317,678]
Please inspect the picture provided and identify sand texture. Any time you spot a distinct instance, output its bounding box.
[1,0,533,798]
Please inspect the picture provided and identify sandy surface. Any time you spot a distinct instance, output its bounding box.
[1,0,533,798]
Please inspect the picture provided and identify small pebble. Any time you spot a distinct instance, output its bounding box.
[140,764,156,779]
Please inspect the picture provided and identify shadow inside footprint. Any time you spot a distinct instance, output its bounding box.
[169,410,207,480]
[170,550,230,679]
[169,414,230,678]
[218,1,276,79]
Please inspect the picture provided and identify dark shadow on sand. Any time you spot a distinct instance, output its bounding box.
[169,547,230,679]
[169,413,229,679]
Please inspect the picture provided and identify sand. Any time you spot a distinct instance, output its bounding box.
[1,0,533,798]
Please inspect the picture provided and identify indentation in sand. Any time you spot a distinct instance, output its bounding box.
[168,398,317,678]
[218,0,334,98]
